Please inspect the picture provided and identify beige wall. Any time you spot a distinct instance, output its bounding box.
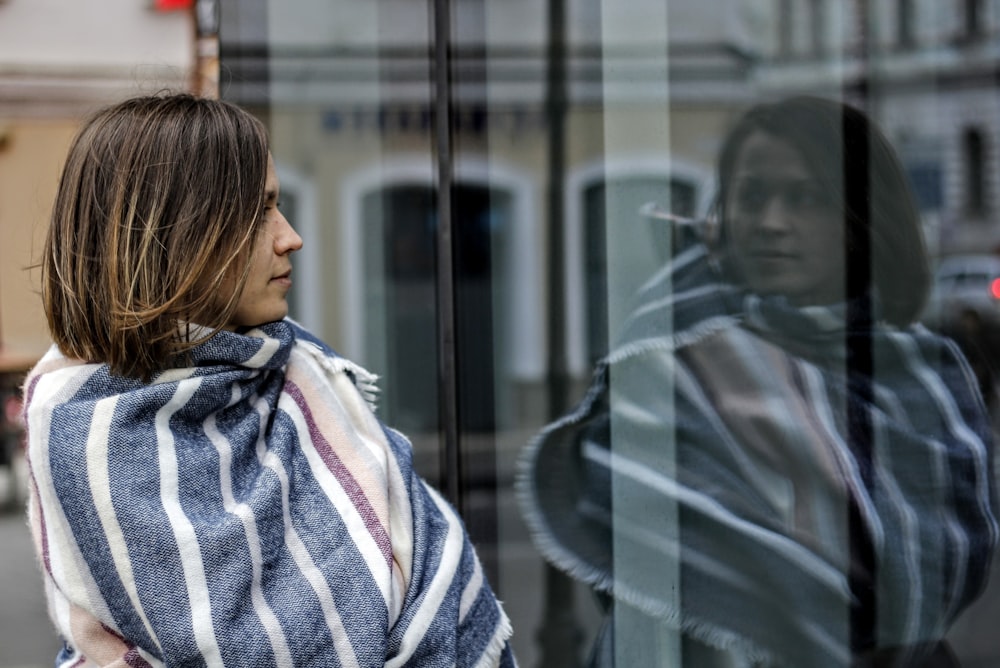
[0,119,79,365]
[0,1,196,370]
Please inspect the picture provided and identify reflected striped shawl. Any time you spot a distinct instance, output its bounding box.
[25,319,514,667]
[518,244,998,667]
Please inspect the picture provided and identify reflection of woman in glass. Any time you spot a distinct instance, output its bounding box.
[519,97,997,667]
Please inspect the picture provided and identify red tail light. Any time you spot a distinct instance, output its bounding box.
[152,0,192,10]
[990,278,1000,299]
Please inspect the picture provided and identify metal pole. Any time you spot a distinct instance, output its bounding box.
[537,0,582,664]
[846,1,876,657]
[431,0,463,512]
[545,0,569,423]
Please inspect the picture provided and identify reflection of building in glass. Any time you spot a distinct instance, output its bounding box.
[756,1,1000,256]
[219,2,1000,423]
[221,0,753,423]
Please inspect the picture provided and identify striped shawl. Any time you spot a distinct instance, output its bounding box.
[517,244,998,667]
[24,319,514,667]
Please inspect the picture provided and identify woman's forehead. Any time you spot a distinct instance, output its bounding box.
[265,155,280,189]
[733,132,812,176]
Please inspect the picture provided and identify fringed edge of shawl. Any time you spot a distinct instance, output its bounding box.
[515,458,779,666]
[475,604,515,668]
[603,314,740,366]
[298,340,381,412]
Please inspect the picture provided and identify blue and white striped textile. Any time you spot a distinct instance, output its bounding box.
[24,319,515,667]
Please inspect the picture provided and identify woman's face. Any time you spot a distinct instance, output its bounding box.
[224,155,303,330]
[725,130,846,306]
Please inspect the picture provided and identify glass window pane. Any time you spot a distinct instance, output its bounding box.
[220,0,1000,666]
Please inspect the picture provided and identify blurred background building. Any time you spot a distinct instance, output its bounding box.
[2,1,1000,666]
[0,0,196,363]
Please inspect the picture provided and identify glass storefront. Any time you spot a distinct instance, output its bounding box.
[219,1,1000,665]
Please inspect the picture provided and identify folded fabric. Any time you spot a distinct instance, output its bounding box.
[517,244,997,667]
[25,319,514,667]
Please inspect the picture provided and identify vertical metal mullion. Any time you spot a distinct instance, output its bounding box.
[846,2,876,654]
[545,0,569,418]
[536,0,583,665]
[431,0,463,512]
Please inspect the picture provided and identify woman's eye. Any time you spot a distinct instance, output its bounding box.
[736,186,767,211]
[787,185,828,210]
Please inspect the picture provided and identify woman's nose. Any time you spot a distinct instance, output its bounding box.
[274,213,303,254]
[758,195,791,233]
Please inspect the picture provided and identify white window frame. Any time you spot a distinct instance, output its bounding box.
[339,154,544,381]
[565,156,714,375]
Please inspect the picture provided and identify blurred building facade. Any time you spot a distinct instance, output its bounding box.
[222,0,756,416]
[0,0,195,362]
[220,0,1000,425]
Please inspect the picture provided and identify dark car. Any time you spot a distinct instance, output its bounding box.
[921,254,1000,408]
[921,254,1000,332]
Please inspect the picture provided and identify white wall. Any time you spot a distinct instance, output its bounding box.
[0,0,190,68]
[0,0,193,116]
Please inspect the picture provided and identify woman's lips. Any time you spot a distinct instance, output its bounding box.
[748,250,797,261]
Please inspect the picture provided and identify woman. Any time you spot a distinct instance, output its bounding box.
[517,97,997,666]
[25,94,515,667]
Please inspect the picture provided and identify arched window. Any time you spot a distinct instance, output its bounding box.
[964,0,983,39]
[809,0,825,57]
[362,183,512,432]
[897,0,915,47]
[779,0,795,57]
[963,127,988,217]
[582,176,699,364]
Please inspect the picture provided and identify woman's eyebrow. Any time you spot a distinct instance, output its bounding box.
[735,174,817,185]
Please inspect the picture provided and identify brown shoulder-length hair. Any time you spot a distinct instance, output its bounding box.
[714,95,930,327]
[43,93,270,380]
